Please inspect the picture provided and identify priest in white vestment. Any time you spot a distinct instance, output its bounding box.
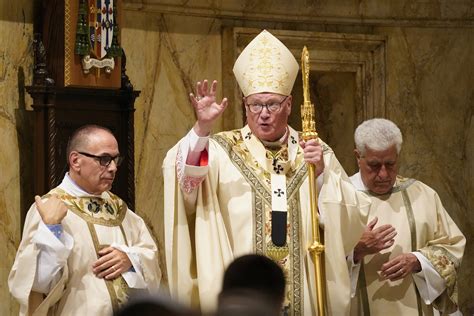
[349,118,465,315]
[163,29,372,315]
[9,125,161,315]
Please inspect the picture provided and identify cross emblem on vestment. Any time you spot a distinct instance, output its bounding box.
[273,164,284,174]
[104,202,114,215]
[245,132,252,139]
[88,199,101,213]
[290,136,297,144]
[274,189,284,197]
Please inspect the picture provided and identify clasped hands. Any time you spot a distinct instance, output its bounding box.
[354,217,421,281]
[35,195,132,280]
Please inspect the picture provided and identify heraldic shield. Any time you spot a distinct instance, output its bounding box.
[75,0,122,75]
[59,0,123,87]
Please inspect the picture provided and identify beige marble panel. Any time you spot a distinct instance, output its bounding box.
[0,0,34,314]
[0,118,22,316]
[124,0,473,26]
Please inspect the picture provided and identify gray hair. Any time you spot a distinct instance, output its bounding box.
[354,118,403,156]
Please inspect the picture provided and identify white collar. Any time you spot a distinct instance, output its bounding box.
[349,171,369,191]
[58,173,108,199]
[350,171,396,192]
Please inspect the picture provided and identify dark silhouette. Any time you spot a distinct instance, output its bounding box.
[216,254,286,316]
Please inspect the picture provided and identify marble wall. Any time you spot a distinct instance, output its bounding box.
[0,0,472,314]
[0,0,34,314]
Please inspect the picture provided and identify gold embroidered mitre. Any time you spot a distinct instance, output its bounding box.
[233,30,299,97]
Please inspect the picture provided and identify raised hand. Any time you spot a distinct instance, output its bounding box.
[299,139,324,177]
[380,253,421,281]
[35,195,68,225]
[92,246,132,280]
[189,80,228,136]
[353,217,397,263]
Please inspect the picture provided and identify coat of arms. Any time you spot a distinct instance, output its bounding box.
[74,0,122,75]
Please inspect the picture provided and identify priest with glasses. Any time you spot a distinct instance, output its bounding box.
[9,125,161,315]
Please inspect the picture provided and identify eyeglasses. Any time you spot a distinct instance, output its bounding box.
[78,152,123,167]
[245,96,288,114]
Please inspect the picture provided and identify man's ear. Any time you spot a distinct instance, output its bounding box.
[354,149,362,167]
[354,149,361,159]
[69,152,81,171]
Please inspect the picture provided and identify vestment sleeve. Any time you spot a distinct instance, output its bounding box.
[8,203,70,316]
[346,250,362,298]
[163,138,232,311]
[417,191,465,313]
[175,129,209,195]
[319,147,371,254]
[31,221,73,293]
[411,251,447,304]
[185,128,210,166]
[117,211,162,291]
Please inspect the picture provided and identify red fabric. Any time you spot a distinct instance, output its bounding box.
[199,148,208,166]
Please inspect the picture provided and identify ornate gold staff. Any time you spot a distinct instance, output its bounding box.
[300,46,327,315]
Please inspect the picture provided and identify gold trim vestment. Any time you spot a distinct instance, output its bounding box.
[163,126,372,315]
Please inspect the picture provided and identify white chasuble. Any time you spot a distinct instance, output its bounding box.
[163,125,371,315]
[350,174,465,316]
[9,184,161,316]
